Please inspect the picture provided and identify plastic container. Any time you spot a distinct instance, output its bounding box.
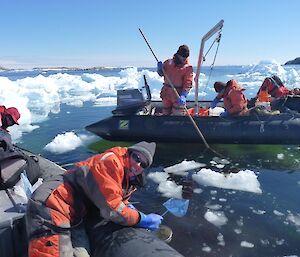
[209,107,225,116]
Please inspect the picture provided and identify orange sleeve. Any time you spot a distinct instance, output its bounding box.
[88,154,140,226]
[182,65,193,92]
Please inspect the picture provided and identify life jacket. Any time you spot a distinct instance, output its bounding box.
[0,142,41,190]
[220,80,248,115]
[260,75,290,98]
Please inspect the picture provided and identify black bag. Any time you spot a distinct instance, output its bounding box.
[0,144,41,190]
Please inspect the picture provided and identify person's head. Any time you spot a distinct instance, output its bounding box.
[127,141,156,187]
[174,45,190,65]
[1,107,20,130]
[214,81,227,93]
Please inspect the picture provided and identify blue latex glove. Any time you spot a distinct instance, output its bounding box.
[157,61,163,76]
[210,97,219,109]
[220,111,229,117]
[127,203,137,210]
[136,212,163,231]
[177,91,188,105]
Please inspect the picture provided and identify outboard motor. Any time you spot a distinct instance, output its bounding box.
[112,75,152,115]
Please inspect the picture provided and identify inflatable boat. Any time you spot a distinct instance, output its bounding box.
[86,20,300,146]
[86,87,300,145]
[0,147,183,257]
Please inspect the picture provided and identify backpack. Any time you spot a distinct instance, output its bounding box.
[0,143,41,190]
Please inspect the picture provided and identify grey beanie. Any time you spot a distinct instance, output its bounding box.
[128,141,156,167]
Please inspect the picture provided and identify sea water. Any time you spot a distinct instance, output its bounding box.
[1,60,300,257]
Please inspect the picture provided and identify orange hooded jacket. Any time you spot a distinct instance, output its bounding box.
[160,58,193,103]
[217,80,248,115]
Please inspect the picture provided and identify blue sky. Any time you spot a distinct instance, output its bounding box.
[0,0,299,68]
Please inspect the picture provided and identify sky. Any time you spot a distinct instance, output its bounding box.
[0,0,299,69]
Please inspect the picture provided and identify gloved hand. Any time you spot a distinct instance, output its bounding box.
[136,212,163,231]
[177,91,188,105]
[127,203,137,210]
[157,61,163,76]
[220,111,229,117]
[210,97,219,109]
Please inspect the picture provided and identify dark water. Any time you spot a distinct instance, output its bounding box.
[16,104,300,257]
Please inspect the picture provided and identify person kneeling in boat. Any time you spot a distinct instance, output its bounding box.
[0,106,21,149]
[157,45,193,115]
[255,75,300,112]
[211,80,248,117]
[26,141,163,257]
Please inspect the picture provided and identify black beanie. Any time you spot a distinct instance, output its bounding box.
[214,81,226,93]
[128,141,156,167]
[177,45,190,58]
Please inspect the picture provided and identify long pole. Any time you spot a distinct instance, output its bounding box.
[138,28,210,149]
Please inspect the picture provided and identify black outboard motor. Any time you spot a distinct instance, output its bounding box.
[112,75,152,115]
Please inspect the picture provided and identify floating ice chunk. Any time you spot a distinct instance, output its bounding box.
[273,210,285,216]
[204,210,228,227]
[147,172,182,199]
[201,245,211,252]
[157,180,182,199]
[147,172,169,184]
[277,153,284,160]
[234,228,242,234]
[193,188,203,194]
[217,233,225,246]
[44,132,94,154]
[193,168,262,194]
[252,209,266,215]
[241,241,254,248]
[205,203,222,210]
[164,160,206,176]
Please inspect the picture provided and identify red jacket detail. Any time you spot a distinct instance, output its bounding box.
[161,58,193,93]
[217,80,248,115]
[44,147,140,228]
[260,78,290,98]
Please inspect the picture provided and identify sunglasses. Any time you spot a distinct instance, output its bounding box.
[131,152,148,169]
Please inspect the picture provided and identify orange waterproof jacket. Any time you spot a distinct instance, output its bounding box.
[217,80,248,115]
[41,147,140,229]
[162,58,193,93]
[260,78,290,98]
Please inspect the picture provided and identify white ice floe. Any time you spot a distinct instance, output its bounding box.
[44,131,95,154]
[286,212,300,228]
[192,168,262,194]
[277,153,285,160]
[147,172,182,199]
[163,160,206,176]
[273,210,285,216]
[217,233,225,246]
[204,210,228,227]
[240,241,254,248]
[201,245,211,253]
[205,203,222,210]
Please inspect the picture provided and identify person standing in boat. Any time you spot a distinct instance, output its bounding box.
[211,80,248,117]
[157,45,193,115]
[26,141,163,257]
[0,106,21,149]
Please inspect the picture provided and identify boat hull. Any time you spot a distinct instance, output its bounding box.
[86,113,300,144]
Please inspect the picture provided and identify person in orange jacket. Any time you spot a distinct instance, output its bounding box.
[257,75,290,99]
[211,80,248,117]
[157,45,193,115]
[26,141,162,257]
[0,106,21,149]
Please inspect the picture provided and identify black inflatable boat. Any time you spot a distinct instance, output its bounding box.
[86,87,300,145]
